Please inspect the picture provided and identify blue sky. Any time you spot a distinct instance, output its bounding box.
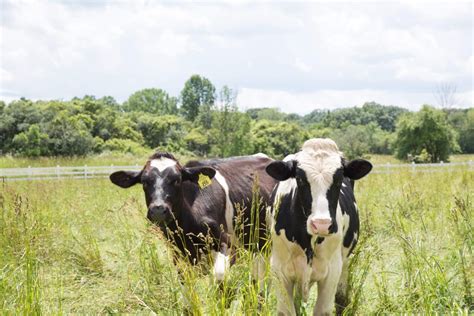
[0,1,472,114]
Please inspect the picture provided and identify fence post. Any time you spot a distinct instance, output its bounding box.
[56,165,60,179]
[411,161,415,173]
[84,165,88,179]
[28,166,32,180]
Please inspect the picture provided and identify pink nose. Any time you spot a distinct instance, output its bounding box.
[311,218,332,235]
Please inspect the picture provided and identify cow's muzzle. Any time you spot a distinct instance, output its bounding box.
[147,204,172,224]
[308,218,336,236]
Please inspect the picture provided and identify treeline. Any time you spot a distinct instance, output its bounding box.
[0,75,472,162]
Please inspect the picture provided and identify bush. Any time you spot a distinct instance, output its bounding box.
[103,138,149,155]
[394,105,459,162]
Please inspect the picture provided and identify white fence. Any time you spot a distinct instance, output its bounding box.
[0,165,142,181]
[0,161,472,182]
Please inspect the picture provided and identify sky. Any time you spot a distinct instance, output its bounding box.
[0,0,472,114]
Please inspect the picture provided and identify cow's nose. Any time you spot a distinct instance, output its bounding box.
[147,205,170,222]
[310,218,332,235]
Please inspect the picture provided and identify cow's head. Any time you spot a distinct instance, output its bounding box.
[109,152,216,225]
[266,139,372,237]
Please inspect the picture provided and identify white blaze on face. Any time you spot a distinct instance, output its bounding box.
[150,157,177,172]
[148,158,177,206]
[295,144,342,235]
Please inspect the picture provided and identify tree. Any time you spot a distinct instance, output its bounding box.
[45,111,95,156]
[135,114,189,151]
[246,107,287,121]
[180,75,215,121]
[0,98,42,153]
[434,83,457,109]
[214,87,252,156]
[123,88,177,115]
[446,108,474,153]
[251,120,306,158]
[458,109,474,153]
[329,123,393,159]
[12,124,50,156]
[394,105,459,163]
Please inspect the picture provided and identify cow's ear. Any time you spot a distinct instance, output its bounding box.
[344,159,372,180]
[110,171,142,188]
[182,166,216,183]
[266,160,297,181]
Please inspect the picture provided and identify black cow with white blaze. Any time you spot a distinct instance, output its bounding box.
[109,152,276,281]
[265,138,372,315]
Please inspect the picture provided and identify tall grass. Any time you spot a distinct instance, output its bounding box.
[0,164,472,314]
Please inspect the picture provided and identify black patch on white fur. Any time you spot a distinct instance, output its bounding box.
[339,178,359,254]
[274,167,314,263]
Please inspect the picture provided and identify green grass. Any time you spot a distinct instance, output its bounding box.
[0,162,473,314]
[0,152,197,168]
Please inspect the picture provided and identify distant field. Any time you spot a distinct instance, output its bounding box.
[0,152,195,168]
[1,159,472,314]
[1,153,473,168]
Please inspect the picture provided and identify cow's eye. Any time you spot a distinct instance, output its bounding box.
[172,179,180,185]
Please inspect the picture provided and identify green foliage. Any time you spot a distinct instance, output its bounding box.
[212,86,253,157]
[394,105,459,162]
[123,88,177,115]
[46,111,96,156]
[0,78,471,159]
[304,102,407,132]
[246,107,288,121]
[331,125,371,160]
[135,114,189,151]
[251,120,306,158]
[180,74,215,121]
[184,127,210,156]
[0,98,42,152]
[103,138,149,155]
[446,108,474,153]
[330,123,395,159]
[12,124,50,157]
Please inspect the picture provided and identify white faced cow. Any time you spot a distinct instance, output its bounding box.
[265,139,372,315]
[110,152,276,281]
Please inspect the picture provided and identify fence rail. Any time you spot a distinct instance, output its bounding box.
[0,161,472,181]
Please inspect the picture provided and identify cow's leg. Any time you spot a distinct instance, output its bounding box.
[275,275,297,316]
[335,257,349,315]
[212,242,231,281]
[252,253,267,289]
[211,229,232,281]
[313,252,343,316]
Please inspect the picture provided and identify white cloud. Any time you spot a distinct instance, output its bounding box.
[0,1,472,111]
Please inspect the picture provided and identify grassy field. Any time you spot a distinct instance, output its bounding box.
[0,158,473,314]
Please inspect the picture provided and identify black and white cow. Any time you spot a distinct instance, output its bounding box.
[265,138,372,315]
[110,152,276,280]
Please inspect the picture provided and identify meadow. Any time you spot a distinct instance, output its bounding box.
[0,156,472,314]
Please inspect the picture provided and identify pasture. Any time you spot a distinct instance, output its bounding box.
[0,157,472,314]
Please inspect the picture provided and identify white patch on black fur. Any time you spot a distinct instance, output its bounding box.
[150,158,177,172]
[213,171,235,239]
[212,250,230,281]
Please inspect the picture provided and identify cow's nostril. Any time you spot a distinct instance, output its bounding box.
[311,218,332,235]
[156,205,169,215]
[148,205,170,220]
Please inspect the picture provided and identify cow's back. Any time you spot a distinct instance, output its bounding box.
[186,155,277,249]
